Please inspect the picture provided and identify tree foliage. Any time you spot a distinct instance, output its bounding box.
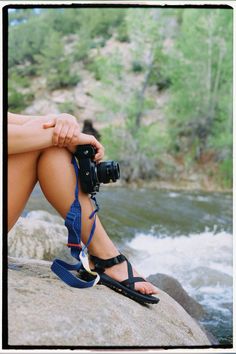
[8,7,233,187]
[35,31,80,90]
[167,9,232,184]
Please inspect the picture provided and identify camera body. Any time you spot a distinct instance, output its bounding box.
[74,145,120,194]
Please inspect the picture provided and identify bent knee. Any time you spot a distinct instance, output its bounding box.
[8,149,42,167]
[40,146,72,161]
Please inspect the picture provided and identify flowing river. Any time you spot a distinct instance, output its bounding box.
[20,184,232,345]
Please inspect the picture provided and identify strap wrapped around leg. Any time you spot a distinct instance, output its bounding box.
[51,156,100,288]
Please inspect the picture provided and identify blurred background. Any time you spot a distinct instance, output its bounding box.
[8,7,233,189]
[8,7,233,346]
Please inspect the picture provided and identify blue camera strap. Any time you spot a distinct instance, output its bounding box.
[51,156,100,288]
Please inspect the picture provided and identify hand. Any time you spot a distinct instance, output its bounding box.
[43,113,80,147]
[67,133,105,162]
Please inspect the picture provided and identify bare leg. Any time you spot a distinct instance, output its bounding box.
[8,147,157,294]
[8,151,41,231]
[37,147,157,295]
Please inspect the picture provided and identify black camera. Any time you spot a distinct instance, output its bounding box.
[74,145,120,194]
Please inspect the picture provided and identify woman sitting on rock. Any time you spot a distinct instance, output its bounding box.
[8,112,159,304]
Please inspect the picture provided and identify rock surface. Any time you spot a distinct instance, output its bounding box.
[8,212,68,260]
[8,257,211,347]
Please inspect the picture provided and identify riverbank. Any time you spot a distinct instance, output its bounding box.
[105,177,232,193]
[104,154,232,193]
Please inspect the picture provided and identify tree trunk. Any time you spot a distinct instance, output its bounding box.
[134,47,155,130]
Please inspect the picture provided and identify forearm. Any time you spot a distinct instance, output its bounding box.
[8,122,54,154]
[8,112,104,161]
[8,112,49,125]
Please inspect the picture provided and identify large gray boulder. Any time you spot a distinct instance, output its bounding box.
[8,257,211,347]
[8,212,68,260]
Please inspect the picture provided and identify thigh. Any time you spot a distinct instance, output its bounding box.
[8,151,40,231]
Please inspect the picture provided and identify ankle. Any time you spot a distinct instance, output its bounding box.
[88,248,120,261]
[88,252,124,271]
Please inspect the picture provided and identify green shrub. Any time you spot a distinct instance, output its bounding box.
[90,37,107,49]
[73,34,93,62]
[136,123,169,158]
[47,69,80,90]
[9,63,37,78]
[9,69,31,88]
[151,73,172,91]
[131,61,143,73]
[81,9,125,39]
[116,24,130,42]
[217,158,233,188]
[8,87,34,112]
[85,56,123,82]
[85,58,103,81]
[8,17,49,68]
[36,31,81,90]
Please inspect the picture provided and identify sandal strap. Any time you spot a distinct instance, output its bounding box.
[126,259,133,280]
[121,277,146,288]
[90,254,126,272]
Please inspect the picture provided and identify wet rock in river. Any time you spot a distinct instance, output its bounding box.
[147,273,205,320]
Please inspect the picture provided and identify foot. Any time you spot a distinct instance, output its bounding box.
[89,255,158,296]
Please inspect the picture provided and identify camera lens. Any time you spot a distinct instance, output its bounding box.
[97,161,120,184]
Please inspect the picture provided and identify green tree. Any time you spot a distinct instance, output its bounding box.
[125,8,163,132]
[8,12,48,68]
[89,8,170,135]
[168,9,233,158]
[167,9,233,186]
[42,9,83,35]
[36,31,80,90]
[9,9,38,25]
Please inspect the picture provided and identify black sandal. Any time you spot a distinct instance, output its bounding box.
[80,254,160,305]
